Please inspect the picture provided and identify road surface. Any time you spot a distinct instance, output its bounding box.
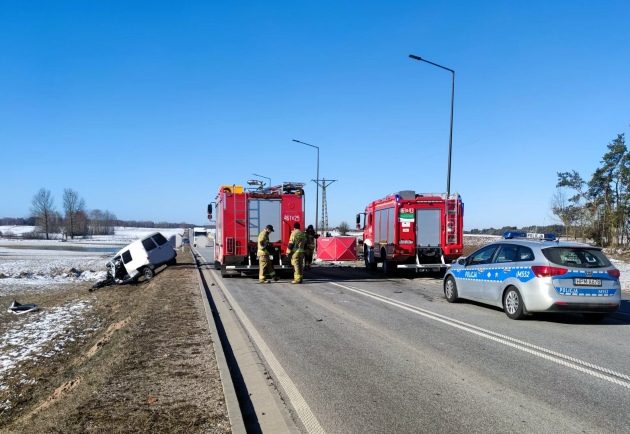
[198,246,630,433]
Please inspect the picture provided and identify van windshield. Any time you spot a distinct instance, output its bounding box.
[541,247,611,268]
[153,233,168,246]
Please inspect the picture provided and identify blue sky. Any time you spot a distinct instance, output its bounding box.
[1,1,628,229]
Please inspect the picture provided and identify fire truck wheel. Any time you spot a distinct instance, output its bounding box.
[382,256,396,276]
[364,246,377,271]
[143,267,155,281]
[444,276,459,302]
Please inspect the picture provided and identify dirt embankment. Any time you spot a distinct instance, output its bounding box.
[1,248,230,433]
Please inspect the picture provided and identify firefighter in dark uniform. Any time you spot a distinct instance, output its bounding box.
[257,224,278,283]
[287,222,307,283]
[304,224,318,270]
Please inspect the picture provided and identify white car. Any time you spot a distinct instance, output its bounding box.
[107,232,177,282]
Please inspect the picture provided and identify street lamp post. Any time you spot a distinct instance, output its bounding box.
[292,139,320,234]
[252,173,271,187]
[408,54,455,199]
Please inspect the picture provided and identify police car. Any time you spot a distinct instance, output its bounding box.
[444,232,621,320]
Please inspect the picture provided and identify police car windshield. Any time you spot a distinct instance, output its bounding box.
[541,247,611,268]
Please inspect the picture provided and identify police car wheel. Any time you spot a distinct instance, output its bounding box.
[444,276,459,303]
[503,287,526,320]
[582,313,607,322]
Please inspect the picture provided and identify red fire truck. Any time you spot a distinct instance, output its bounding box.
[207,182,305,277]
[357,191,463,274]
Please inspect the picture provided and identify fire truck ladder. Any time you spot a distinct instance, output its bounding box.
[233,193,247,258]
[248,199,261,266]
[447,194,459,245]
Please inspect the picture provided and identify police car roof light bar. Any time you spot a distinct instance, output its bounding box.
[543,233,557,241]
[503,231,527,239]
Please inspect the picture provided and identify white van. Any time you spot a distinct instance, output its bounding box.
[193,227,208,248]
[107,232,177,282]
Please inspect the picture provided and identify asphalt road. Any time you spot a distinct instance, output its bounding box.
[198,247,630,433]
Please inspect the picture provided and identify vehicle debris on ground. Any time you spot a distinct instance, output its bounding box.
[7,300,39,314]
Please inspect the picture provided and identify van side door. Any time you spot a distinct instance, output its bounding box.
[151,233,173,264]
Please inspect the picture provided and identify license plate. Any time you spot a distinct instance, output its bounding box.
[574,278,602,287]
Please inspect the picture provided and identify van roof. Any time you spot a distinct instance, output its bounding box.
[114,232,163,256]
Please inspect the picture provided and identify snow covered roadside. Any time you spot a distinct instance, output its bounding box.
[0,300,98,414]
[0,226,188,417]
[0,301,92,377]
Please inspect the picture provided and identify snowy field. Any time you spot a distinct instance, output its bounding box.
[0,225,185,246]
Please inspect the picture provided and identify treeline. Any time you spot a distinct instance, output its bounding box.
[467,225,565,236]
[0,187,196,240]
[553,133,628,247]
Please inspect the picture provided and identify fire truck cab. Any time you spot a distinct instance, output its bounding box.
[357,191,463,275]
[208,182,305,277]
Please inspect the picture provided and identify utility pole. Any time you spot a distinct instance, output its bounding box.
[312,179,336,235]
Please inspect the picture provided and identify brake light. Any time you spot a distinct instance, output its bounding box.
[607,269,621,278]
[531,266,568,277]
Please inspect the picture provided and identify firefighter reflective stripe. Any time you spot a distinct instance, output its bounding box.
[287,229,306,254]
[257,231,270,256]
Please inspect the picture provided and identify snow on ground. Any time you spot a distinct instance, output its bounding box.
[0,226,37,236]
[88,227,185,244]
[0,252,108,289]
[0,300,97,412]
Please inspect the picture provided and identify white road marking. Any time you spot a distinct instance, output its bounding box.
[331,282,630,389]
[212,270,326,434]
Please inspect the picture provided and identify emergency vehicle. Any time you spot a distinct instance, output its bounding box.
[208,182,305,276]
[357,190,463,274]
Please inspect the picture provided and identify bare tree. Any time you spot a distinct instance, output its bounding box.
[89,209,117,235]
[63,188,86,239]
[31,188,55,240]
[338,221,350,235]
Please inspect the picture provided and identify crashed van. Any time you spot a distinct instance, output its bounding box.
[107,232,176,283]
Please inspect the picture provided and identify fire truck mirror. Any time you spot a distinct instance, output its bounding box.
[356,213,362,230]
[207,204,213,220]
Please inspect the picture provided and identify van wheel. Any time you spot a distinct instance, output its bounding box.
[503,286,526,320]
[143,267,155,281]
[444,276,459,302]
[364,246,377,271]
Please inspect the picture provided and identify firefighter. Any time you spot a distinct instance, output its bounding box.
[287,222,307,283]
[304,224,318,270]
[257,224,278,283]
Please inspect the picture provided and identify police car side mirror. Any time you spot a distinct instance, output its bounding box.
[457,257,466,266]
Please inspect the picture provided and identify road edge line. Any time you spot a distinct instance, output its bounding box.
[210,269,327,434]
[193,249,247,434]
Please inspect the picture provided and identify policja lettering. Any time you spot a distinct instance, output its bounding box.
[257,224,279,283]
